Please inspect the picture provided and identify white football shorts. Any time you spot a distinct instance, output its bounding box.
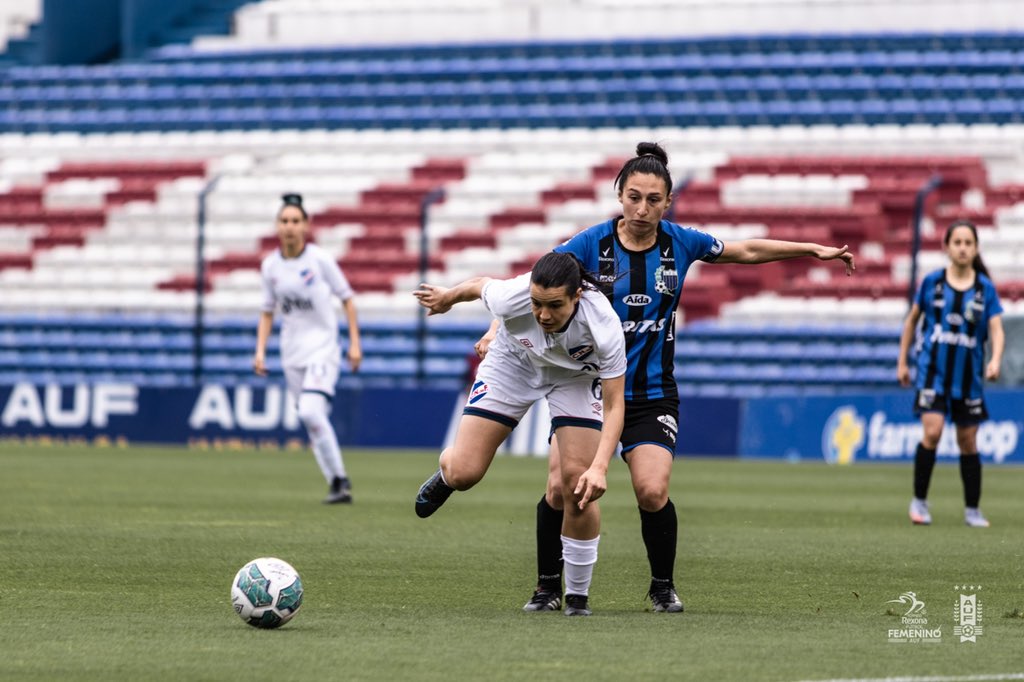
[464,344,604,429]
[284,360,340,401]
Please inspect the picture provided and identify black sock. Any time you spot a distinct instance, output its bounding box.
[640,499,677,584]
[536,495,564,591]
[913,444,937,500]
[960,454,982,508]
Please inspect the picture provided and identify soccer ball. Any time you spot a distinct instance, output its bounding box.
[230,557,304,629]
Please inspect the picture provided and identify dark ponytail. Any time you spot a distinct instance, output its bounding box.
[531,252,600,295]
[613,141,672,195]
[944,219,991,281]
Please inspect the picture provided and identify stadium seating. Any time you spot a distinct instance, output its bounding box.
[7,32,1024,132]
[3,8,1024,395]
[0,311,905,395]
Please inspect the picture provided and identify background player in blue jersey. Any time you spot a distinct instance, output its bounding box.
[897,220,1004,528]
[484,142,856,613]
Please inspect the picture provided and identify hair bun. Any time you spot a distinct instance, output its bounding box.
[281,193,304,206]
[635,142,668,164]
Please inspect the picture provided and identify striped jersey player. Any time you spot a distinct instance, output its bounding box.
[556,218,723,401]
[898,219,1005,529]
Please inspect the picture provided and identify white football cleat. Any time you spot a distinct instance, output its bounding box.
[964,507,990,528]
[909,498,932,525]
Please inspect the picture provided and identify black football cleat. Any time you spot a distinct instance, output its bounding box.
[563,594,591,617]
[323,476,353,504]
[415,469,454,518]
[647,580,685,613]
[523,587,562,612]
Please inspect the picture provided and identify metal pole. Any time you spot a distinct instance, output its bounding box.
[416,187,446,383]
[193,174,222,385]
[907,174,943,309]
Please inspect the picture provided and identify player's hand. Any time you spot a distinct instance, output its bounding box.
[816,244,856,276]
[252,352,267,376]
[474,332,495,358]
[413,283,453,315]
[897,361,910,387]
[573,467,607,510]
[347,344,363,373]
[985,359,1001,382]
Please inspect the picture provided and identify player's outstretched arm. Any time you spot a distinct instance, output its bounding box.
[414,277,491,316]
[717,239,856,276]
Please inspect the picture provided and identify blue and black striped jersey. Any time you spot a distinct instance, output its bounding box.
[555,218,723,401]
[914,268,1003,400]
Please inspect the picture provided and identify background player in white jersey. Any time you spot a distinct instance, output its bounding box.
[412,252,626,616]
[253,193,363,504]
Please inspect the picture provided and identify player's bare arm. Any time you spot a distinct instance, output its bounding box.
[475,319,500,358]
[414,277,491,315]
[717,239,856,275]
[343,298,362,372]
[253,311,274,376]
[575,374,625,509]
[897,304,922,387]
[986,315,1005,381]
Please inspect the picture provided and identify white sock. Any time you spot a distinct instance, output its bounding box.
[298,392,346,482]
[561,535,599,596]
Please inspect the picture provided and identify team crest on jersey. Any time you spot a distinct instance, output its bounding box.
[300,268,315,286]
[468,380,489,405]
[654,265,678,294]
[519,338,534,348]
[568,344,594,361]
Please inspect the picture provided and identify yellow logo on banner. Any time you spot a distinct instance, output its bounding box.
[822,406,865,465]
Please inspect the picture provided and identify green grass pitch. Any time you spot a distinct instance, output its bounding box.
[2,442,1022,681]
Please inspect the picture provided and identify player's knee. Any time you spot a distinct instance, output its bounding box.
[297,393,329,431]
[634,481,669,511]
[440,454,483,491]
[956,434,978,453]
[920,426,943,449]
[545,482,564,510]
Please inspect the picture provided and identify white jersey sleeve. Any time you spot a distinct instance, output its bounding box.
[481,272,532,320]
[319,249,355,302]
[582,290,627,379]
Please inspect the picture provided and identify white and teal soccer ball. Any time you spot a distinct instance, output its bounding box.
[230,557,304,629]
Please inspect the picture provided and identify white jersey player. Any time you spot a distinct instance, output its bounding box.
[412,252,626,617]
[253,194,362,504]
